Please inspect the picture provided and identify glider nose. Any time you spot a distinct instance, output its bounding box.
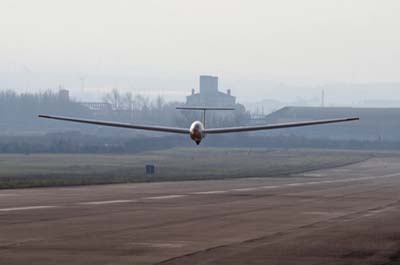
[190,129,203,144]
[190,121,204,144]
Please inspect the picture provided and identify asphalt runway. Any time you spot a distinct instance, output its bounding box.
[1,156,400,265]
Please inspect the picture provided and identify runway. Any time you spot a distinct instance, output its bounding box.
[1,156,400,265]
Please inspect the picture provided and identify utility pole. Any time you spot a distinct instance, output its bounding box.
[80,75,86,92]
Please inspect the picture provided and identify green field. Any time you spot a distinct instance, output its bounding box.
[0,148,372,189]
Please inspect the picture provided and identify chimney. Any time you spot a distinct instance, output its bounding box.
[227,89,231,96]
[191,88,195,95]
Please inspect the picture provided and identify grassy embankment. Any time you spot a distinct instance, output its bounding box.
[0,148,372,189]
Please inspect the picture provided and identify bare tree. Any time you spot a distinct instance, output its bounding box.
[123,92,134,119]
[155,95,165,111]
[134,94,149,111]
[103,89,122,110]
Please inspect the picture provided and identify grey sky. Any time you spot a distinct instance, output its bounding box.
[1,0,399,103]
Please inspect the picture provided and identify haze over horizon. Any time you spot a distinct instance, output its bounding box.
[1,0,400,104]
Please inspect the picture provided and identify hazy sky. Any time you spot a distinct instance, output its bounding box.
[1,0,400,103]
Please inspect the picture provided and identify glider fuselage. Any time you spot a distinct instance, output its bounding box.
[190,121,205,145]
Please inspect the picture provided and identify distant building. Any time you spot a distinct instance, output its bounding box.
[186,75,236,107]
[58,88,70,101]
[80,102,112,116]
[261,106,400,141]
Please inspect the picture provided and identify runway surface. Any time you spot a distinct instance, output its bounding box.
[1,156,400,265]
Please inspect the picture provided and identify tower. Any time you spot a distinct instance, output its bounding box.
[200,75,218,96]
[58,86,70,101]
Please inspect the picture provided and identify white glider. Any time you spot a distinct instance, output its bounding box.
[39,107,359,145]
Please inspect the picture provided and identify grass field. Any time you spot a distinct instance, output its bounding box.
[0,148,372,189]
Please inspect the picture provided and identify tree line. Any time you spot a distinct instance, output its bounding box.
[0,89,251,136]
[101,88,251,128]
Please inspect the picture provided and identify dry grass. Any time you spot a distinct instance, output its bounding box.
[0,148,371,189]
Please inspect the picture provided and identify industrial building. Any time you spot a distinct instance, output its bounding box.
[262,106,400,141]
[186,75,236,107]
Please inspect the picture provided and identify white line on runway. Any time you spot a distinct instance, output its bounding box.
[78,200,135,205]
[286,183,306,187]
[0,194,17,197]
[2,172,400,212]
[261,185,279,189]
[231,187,260,192]
[144,195,187,200]
[192,190,228,195]
[0,206,58,212]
